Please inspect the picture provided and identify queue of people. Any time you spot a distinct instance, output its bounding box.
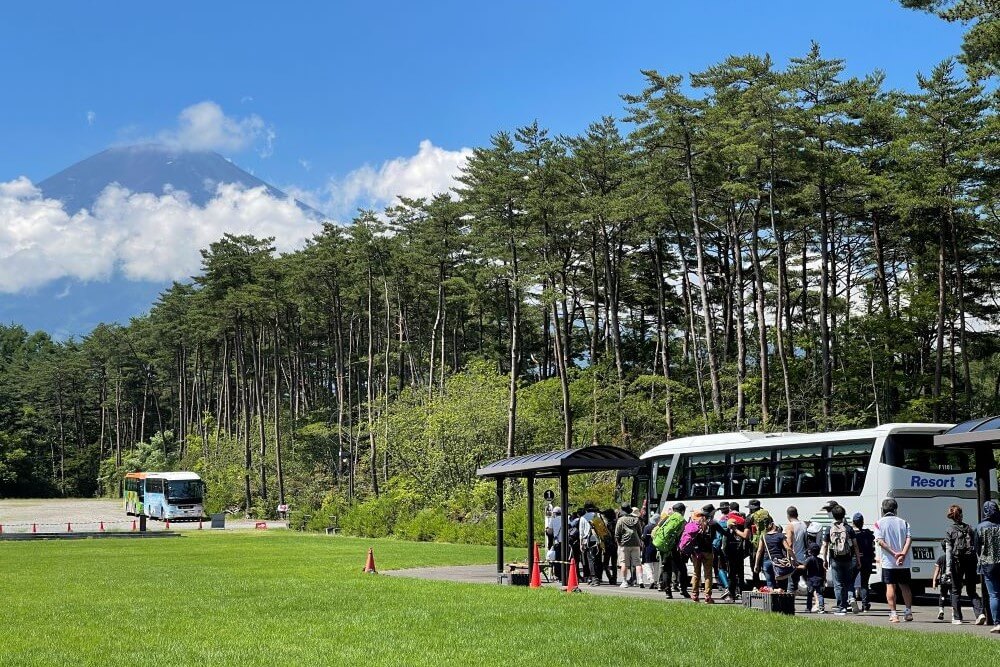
[548,495,1000,632]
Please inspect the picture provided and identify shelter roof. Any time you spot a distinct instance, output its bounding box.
[934,416,1000,448]
[476,445,640,479]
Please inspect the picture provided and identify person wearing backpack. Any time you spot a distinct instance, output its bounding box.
[657,503,688,599]
[723,503,749,601]
[682,510,717,603]
[821,504,862,615]
[590,506,612,585]
[945,504,985,624]
[852,512,875,613]
[747,499,770,580]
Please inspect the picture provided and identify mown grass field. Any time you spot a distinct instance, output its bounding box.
[1,531,998,666]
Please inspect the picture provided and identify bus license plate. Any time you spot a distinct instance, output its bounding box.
[912,547,934,561]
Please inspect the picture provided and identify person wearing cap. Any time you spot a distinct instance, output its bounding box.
[821,504,862,615]
[713,502,731,598]
[723,502,749,601]
[747,499,771,586]
[658,502,688,598]
[615,504,643,588]
[852,512,875,612]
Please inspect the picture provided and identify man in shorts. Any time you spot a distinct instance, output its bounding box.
[874,498,914,623]
[615,504,643,588]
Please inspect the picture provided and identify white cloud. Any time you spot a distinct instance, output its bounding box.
[325,140,473,216]
[0,177,320,293]
[157,101,274,155]
[86,111,96,126]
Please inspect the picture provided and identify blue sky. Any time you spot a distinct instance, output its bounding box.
[1,1,965,195]
[0,1,973,335]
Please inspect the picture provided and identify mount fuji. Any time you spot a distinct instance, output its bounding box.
[1,145,324,338]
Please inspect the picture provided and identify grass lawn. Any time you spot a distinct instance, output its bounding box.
[1,532,997,666]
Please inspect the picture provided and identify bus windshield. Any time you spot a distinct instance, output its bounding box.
[167,480,204,502]
[882,433,976,474]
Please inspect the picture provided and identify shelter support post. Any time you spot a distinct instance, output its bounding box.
[526,474,535,573]
[496,476,504,583]
[976,444,993,624]
[560,471,569,586]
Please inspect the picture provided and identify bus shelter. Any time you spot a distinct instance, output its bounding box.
[934,416,1000,623]
[475,445,640,586]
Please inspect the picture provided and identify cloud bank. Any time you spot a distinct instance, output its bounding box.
[0,178,319,293]
[323,140,473,216]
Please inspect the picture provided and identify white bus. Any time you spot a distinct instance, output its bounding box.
[620,422,997,591]
[124,471,206,522]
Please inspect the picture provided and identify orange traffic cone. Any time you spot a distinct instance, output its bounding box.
[164,519,170,530]
[363,548,377,574]
[566,557,580,592]
[529,543,542,588]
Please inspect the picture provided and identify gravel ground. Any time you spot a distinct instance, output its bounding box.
[0,498,286,532]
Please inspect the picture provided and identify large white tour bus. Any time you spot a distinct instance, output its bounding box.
[620,422,997,592]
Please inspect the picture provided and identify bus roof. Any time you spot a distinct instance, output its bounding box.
[140,471,202,481]
[639,422,953,460]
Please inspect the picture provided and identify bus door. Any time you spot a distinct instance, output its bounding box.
[614,467,647,511]
[650,455,676,517]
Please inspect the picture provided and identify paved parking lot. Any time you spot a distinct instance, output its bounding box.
[0,498,285,532]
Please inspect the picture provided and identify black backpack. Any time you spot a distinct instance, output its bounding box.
[951,523,974,556]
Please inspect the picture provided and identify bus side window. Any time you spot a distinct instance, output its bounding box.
[829,441,874,494]
[667,456,686,500]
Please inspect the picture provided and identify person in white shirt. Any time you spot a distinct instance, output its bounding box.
[874,498,914,623]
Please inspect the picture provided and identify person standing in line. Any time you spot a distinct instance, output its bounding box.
[723,502,749,601]
[932,540,953,621]
[874,498,914,623]
[974,500,1000,634]
[576,507,598,586]
[747,499,770,587]
[753,516,791,589]
[852,512,875,613]
[785,506,807,594]
[640,516,660,589]
[944,504,985,625]
[615,504,643,588]
[658,503,688,599]
[600,508,618,585]
[684,510,716,603]
[803,543,827,613]
[822,504,862,615]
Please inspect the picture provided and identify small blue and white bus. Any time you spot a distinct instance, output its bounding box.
[125,471,205,521]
